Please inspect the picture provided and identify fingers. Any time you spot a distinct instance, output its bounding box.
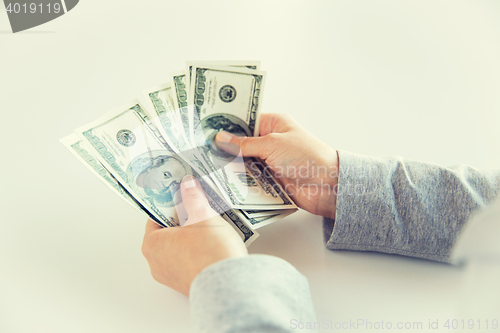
[259,113,296,136]
[215,131,271,158]
[215,113,296,158]
[258,113,280,136]
[180,175,217,225]
[144,218,162,235]
[142,219,162,259]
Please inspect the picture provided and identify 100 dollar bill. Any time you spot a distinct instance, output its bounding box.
[189,65,296,210]
[171,62,261,148]
[76,101,183,227]
[145,82,294,219]
[75,101,258,243]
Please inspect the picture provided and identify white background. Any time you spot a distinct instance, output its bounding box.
[1,1,500,332]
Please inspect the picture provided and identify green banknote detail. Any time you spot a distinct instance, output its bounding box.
[148,88,210,177]
[246,158,292,205]
[173,76,188,108]
[82,130,129,182]
[193,68,262,135]
[71,140,127,195]
[81,104,178,227]
[131,104,172,151]
[172,74,192,144]
[148,90,183,149]
[187,63,259,85]
[247,214,279,226]
[197,173,256,242]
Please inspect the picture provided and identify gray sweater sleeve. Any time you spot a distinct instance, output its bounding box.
[324,150,500,262]
[190,254,316,333]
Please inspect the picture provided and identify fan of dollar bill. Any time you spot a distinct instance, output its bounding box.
[60,61,298,245]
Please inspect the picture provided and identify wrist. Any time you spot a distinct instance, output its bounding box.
[317,149,339,219]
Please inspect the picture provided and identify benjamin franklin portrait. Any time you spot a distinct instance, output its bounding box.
[127,150,191,207]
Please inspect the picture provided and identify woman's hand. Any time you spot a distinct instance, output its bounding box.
[216,113,339,219]
[142,175,248,296]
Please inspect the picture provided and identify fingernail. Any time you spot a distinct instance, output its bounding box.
[216,131,234,143]
[182,175,197,189]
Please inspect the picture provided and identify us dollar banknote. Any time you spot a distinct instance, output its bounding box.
[172,62,261,149]
[184,61,261,147]
[61,61,299,244]
[145,83,284,219]
[76,101,188,227]
[189,65,296,210]
[185,61,260,97]
[75,101,258,243]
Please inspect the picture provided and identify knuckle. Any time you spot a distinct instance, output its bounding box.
[238,136,249,151]
[141,241,150,258]
[275,113,288,121]
[259,134,281,159]
[265,133,282,144]
[276,113,297,130]
[141,232,159,258]
[279,113,294,123]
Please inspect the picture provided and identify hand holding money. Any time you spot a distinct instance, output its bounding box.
[61,61,299,247]
[142,176,248,296]
[216,113,339,220]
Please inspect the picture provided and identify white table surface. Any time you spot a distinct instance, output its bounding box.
[1,1,500,332]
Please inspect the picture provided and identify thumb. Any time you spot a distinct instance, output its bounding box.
[215,131,270,158]
[180,175,218,225]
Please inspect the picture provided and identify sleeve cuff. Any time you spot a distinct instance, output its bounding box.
[190,254,316,333]
[323,150,451,263]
